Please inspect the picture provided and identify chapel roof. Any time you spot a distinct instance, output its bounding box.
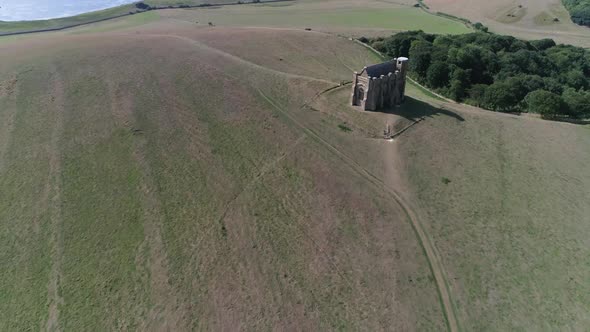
[364,61,396,78]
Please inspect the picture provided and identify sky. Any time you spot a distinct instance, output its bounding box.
[0,0,137,21]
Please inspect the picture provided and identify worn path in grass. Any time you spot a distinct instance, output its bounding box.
[160,30,458,329]
[45,66,66,332]
[257,86,459,332]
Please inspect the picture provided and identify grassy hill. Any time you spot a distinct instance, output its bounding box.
[0,2,588,331]
[0,26,447,330]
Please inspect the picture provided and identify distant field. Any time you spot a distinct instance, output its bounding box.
[424,0,590,47]
[69,11,160,34]
[160,0,470,35]
[0,0,253,35]
[0,0,470,36]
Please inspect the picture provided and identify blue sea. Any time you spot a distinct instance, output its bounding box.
[0,0,137,21]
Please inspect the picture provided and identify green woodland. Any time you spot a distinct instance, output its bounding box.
[562,0,590,26]
[365,31,590,119]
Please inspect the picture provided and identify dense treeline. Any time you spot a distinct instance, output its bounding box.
[364,31,590,119]
[562,0,590,26]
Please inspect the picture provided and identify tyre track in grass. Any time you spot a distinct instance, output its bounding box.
[106,76,191,330]
[0,73,18,173]
[137,33,339,86]
[45,66,65,332]
[257,88,459,332]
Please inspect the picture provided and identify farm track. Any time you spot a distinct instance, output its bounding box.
[0,74,18,173]
[136,33,339,85]
[256,88,459,332]
[45,66,66,332]
[216,135,307,227]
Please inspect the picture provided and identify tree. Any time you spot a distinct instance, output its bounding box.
[447,44,496,84]
[501,75,545,102]
[382,31,427,58]
[542,77,564,95]
[371,41,386,53]
[483,81,519,112]
[367,29,590,120]
[433,35,454,49]
[467,84,488,106]
[473,22,488,32]
[446,67,471,101]
[409,40,433,78]
[531,38,556,51]
[524,90,566,119]
[135,2,151,10]
[562,88,590,118]
[565,69,588,90]
[426,61,450,88]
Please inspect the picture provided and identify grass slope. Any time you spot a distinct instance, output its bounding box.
[397,102,590,330]
[303,76,590,330]
[0,28,445,330]
[0,4,588,331]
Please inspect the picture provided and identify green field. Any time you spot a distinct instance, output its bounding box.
[162,1,471,34]
[70,11,160,34]
[0,0,241,34]
[0,0,471,36]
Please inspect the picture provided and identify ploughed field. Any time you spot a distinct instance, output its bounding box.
[1,2,589,331]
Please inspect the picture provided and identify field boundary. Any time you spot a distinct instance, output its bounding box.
[415,1,475,30]
[0,0,293,37]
